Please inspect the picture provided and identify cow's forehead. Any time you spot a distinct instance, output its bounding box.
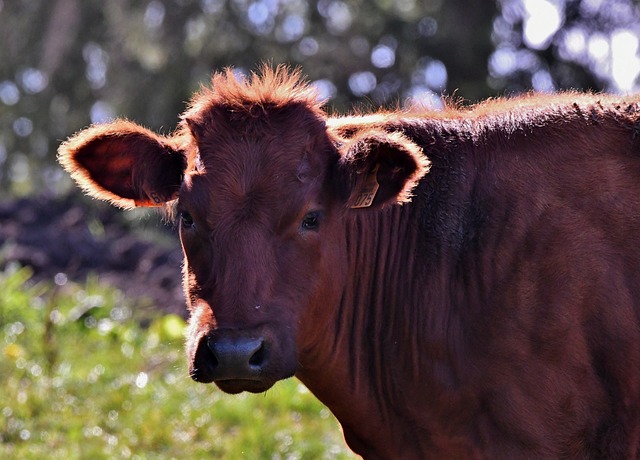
[181,137,324,231]
[178,99,339,228]
[196,128,314,187]
[183,94,333,162]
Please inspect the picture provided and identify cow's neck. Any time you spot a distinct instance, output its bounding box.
[298,198,477,457]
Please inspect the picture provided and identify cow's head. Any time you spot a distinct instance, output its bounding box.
[58,67,429,394]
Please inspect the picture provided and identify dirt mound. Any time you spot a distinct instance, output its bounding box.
[0,194,186,317]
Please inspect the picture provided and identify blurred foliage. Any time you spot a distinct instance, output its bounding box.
[0,0,638,197]
[493,0,640,93]
[0,264,354,458]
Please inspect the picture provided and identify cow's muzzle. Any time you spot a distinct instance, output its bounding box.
[189,328,286,393]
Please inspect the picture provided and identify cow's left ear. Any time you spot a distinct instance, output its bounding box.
[58,120,187,209]
[335,130,430,209]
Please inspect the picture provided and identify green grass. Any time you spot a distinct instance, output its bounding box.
[0,264,355,459]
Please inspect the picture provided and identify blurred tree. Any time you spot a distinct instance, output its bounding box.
[0,0,638,197]
[491,0,640,93]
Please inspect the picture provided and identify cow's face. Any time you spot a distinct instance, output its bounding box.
[177,104,350,393]
[58,71,428,394]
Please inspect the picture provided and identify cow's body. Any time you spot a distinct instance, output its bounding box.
[319,104,640,458]
[59,67,640,458]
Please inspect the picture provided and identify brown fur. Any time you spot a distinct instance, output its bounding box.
[58,66,640,458]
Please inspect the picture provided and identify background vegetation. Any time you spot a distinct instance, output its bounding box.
[0,265,354,459]
[1,0,639,458]
[1,0,639,196]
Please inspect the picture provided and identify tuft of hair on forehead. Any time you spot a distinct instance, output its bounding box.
[183,64,324,120]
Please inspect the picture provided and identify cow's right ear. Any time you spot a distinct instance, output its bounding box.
[58,120,187,208]
[334,129,430,209]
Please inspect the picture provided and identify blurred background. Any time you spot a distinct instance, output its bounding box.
[4,0,640,300]
[1,0,639,198]
[1,0,640,458]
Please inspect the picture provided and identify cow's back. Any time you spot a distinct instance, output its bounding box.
[325,97,640,457]
[449,101,640,457]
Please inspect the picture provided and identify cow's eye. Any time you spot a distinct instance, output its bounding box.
[301,211,321,231]
[181,211,195,229]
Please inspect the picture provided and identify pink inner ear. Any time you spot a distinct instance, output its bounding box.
[342,132,429,209]
[74,136,140,200]
[59,121,187,208]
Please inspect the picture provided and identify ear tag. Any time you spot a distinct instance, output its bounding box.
[351,164,380,209]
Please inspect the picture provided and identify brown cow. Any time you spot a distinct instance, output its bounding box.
[58,66,640,458]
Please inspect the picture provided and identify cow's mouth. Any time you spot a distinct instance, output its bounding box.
[214,378,276,394]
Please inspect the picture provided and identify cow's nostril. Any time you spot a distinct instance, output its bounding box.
[209,348,219,367]
[190,335,220,383]
[206,335,267,379]
[199,335,219,367]
[249,342,266,367]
